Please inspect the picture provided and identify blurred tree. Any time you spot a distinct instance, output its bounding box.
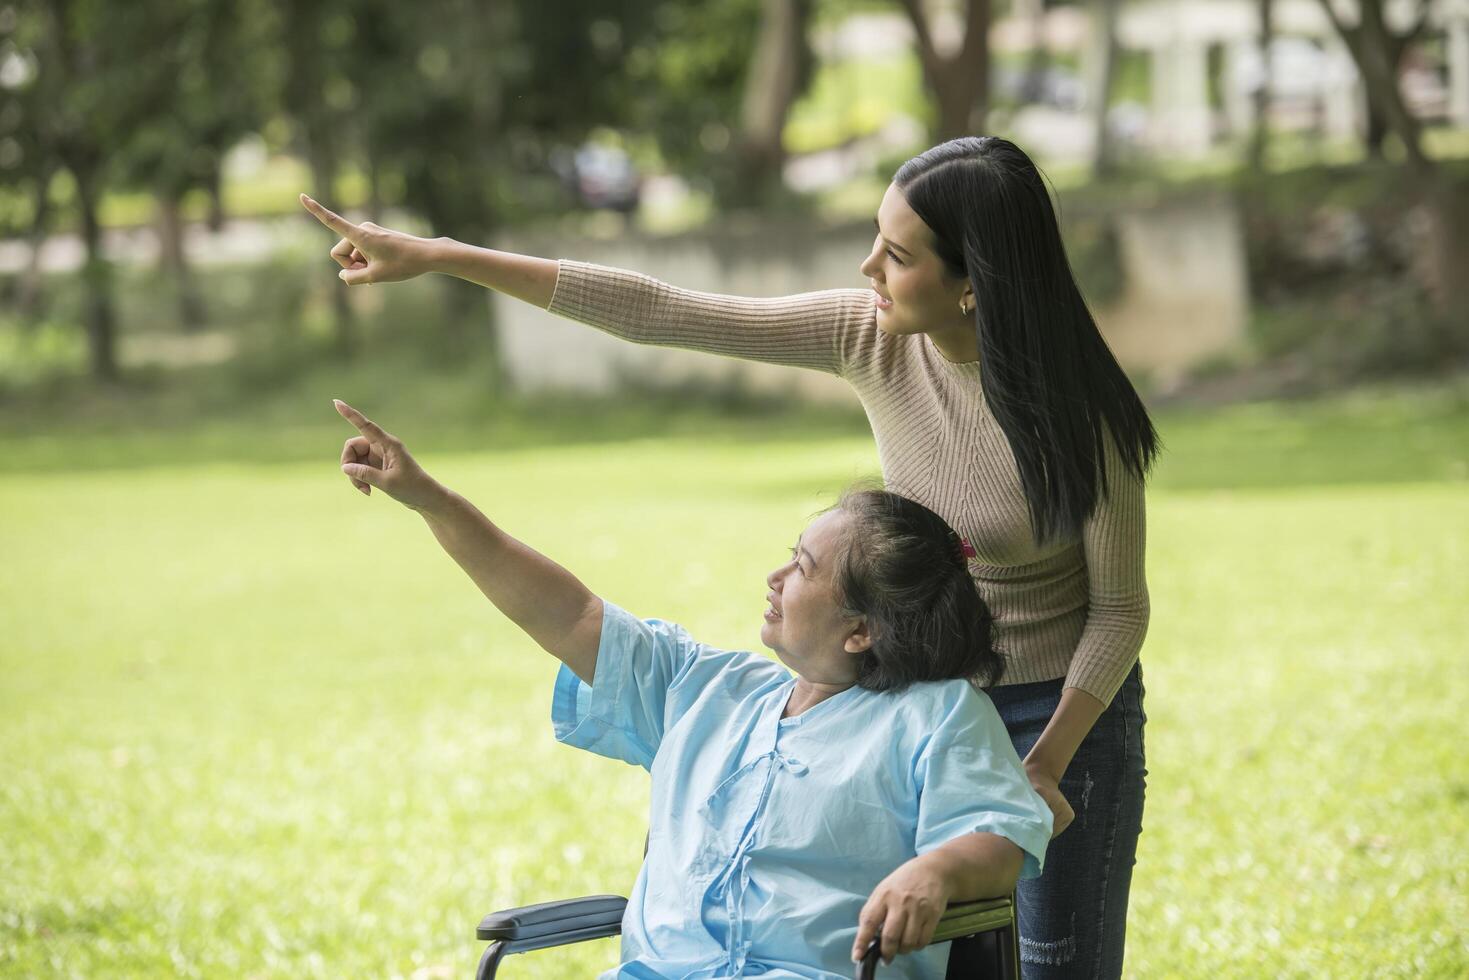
[1247,0,1274,172]
[15,0,182,380]
[732,0,815,208]
[898,0,992,141]
[332,0,772,372]
[1345,1,1430,159]
[0,2,55,322]
[616,0,764,203]
[334,0,642,372]
[277,0,360,357]
[1088,0,1122,178]
[1317,0,1468,317]
[117,0,273,331]
[3,0,807,381]
[1016,0,1051,108]
[1317,0,1428,169]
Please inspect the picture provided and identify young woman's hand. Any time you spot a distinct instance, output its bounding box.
[852,853,951,966]
[334,400,447,512]
[1026,764,1076,838]
[300,194,441,285]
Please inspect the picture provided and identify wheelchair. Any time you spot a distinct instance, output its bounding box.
[473,891,1019,979]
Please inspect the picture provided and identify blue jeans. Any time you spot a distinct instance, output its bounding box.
[987,664,1147,980]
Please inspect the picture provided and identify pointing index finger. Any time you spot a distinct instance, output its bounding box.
[300,194,361,238]
[333,399,389,441]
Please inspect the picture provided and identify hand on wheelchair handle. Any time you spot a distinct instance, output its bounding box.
[851,856,949,966]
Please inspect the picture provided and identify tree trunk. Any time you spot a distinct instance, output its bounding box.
[458,0,507,391]
[281,0,353,359]
[901,0,993,142]
[1247,0,1274,171]
[366,152,385,217]
[18,163,54,323]
[934,66,987,142]
[1363,101,1388,157]
[157,191,206,330]
[73,168,118,381]
[1419,178,1469,318]
[732,0,813,207]
[1318,0,1468,319]
[308,146,354,359]
[1017,0,1049,107]
[205,159,226,232]
[1363,22,1420,159]
[1089,0,1122,178]
[437,275,501,372]
[1318,0,1428,172]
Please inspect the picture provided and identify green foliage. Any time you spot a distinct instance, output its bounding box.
[111,0,274,200]
[0,318,91,391]
[1237,162,1469,380]
[1250,284,1468,383]
[616,0,764,201]
[1,0,805,379]
[786,55,930,155]
[1111,48,1151,108]
[1059,216,1126,308]
[1,385,1467,977]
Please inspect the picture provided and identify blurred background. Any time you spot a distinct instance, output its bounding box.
[1,0,1466,977]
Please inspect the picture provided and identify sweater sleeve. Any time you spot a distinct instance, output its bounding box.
[1062,443,1150,705]
[546,259,876,377]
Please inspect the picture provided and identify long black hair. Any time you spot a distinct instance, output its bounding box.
[832,489,1001,693]
[894,137,1160,543]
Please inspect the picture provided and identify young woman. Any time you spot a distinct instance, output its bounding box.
[303,135,1157,978]
[330,398,1052,979]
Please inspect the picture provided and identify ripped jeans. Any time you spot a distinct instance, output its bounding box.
[988,664,1147,980]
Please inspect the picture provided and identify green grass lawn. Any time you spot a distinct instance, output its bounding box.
[2,385,1467,977]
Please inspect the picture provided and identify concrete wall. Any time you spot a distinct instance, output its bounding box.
[495,195,1249,402]
[1098,193,1251,384]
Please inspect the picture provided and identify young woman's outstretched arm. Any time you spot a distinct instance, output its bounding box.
[299,195,874,375]
[334,399,601,683]
[300,194,559,306]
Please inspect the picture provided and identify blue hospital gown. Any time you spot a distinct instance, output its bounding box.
[552,602,1053,979]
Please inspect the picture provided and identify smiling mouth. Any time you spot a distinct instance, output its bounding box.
[873,290,893,310]
[764,593,782,621]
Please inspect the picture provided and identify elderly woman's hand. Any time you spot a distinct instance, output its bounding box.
[851,853,951,966]
[301,194,441,286]
[334,400,446,512]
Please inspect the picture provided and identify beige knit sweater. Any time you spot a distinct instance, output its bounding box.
[547,260,1149,705]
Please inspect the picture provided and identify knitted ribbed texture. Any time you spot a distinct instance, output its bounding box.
[548,260,1149,705]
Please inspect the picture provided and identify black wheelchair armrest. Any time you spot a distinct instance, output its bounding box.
[857,896,1016,980]
[476,894,627,952]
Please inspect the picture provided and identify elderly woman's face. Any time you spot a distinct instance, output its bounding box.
[760,510,868,683]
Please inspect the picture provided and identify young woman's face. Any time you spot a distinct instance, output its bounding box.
[760,510,869,683]
[858,182,973,342]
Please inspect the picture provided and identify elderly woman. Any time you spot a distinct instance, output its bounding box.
[331,399,1051,979]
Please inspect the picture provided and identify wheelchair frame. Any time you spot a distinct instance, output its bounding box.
[473,892,1019,979]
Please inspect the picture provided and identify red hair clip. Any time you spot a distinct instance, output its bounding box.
[960,538,977,559]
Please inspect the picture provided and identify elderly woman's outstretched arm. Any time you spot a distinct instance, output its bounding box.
[333,399,601,683]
